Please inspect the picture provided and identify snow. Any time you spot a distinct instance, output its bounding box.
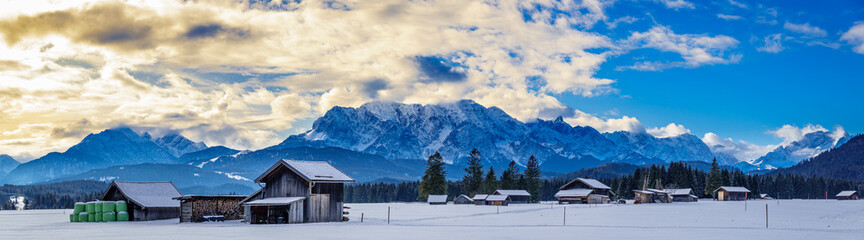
[555,189,593,197]
[717,186,751,193]
[427,195,447,203]
[214,171,251,182]
[263,160,354,182]
[473,194,488,200]
[485,195,509,201]
[572,178,611,189]
[111,181,182,208]
[3,200,863,239]
[836,191,857,197]
[196,157,220,168]
[243,197,305,206]
[493,190,530,196]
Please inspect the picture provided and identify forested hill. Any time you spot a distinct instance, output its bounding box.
[770,134,864,182]
[1,180,107,209]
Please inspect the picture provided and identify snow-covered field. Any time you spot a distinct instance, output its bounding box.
[2,200,863,239]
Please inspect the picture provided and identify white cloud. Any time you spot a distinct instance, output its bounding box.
[564,110,645,134]
[606,16,638,29]
[620,25,740,71]
[702,132,775,161]
[647,123,691,138]
[784,22,827,37]
[655,0,695,10]
[716,14,743,21]
[728,0,748,9]
[840,22,864,54]
[767,124,829,146]
[757,33,785,53]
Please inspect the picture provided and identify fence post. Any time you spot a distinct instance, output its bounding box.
[497,206,499,214]
[361,212,364,223]
[563,207,566,226]
[765,204,768,229]
[745,200,747,212]
[387,206,390,224]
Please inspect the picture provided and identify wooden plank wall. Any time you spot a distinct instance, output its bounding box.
[263,166,309,199]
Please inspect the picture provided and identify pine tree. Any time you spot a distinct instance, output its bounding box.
[705,158,722,197]
[418,152,448,201]
[484,167,498,193]
[462,149,484,197]
[522,155,542,202]
[500,160,521,189]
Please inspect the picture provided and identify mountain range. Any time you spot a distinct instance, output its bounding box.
[733,131,850,171]
[770,134,864,182]
[0,154,20,176]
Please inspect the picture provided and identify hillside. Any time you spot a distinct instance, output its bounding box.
[770,135,864,182]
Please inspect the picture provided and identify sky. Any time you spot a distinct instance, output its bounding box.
[0,0,861,162]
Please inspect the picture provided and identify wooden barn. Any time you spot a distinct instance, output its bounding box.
[632,189,669,204]
[760,194,772,199]
[666,188,698,202]
[485,194,510,206]
[714,186,751,201]
[100,181,182,221]
[427,195,447,205]
[493,190,530,204]
[174,195,246,223]
[241,159,354,224]
[472,194,488,205]
[453,195,473,204]
[836,191,859,200]
[554,178,611,204]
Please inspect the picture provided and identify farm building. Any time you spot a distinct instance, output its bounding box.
[633,189,669,204]
[485,195,510,206]
[472,194,488,205]
[174,195,246,223]
[427,195,447,205]
[760,194,772,199]
[241,159,354,224]
[714,186,751,201]
[836,191,859,200]
[453,195,473,204]
[100,181,182,221]
[493,190,530,204]
[555,178,611,204]
[666,188,698,202]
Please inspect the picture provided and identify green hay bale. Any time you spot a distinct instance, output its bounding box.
[87,212,95,222]
[74,202,86,214]
[116,211,129,222]
[78,212,88,222]
[94,212,102,222]
[70,214,77,222]
[101,201,115,212]
[103,212,116,222]
[86,202,96,214]
[94,201,102,213]
[115,201,127,212]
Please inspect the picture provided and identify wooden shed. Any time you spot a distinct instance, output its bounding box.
[493,190,530,204]
[241,159,354,224]
[174,195,246,223]
[714,186,751,201]
[555,178,611,204]
[666,188,698,202]
[101,181,182,221]
[472,194,488,205]
[427,195,447,205]
[485,194,510,206]
[836,191,859,200]
[453,194,473,204]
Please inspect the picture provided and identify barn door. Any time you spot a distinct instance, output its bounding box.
[309,194,330,222]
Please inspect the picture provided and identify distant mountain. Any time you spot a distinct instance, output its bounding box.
[146,134,207,157]
[2,128,178,184]
[176,146,240,164]
[51,163,258,194]
[278,100,722,172]
[735,131,850,171]
[552,163,640,180]
[770,135,864,182]
[0,154,19,176]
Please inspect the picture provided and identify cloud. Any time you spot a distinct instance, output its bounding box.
[716,14,743,21]
[654,0,695,10]
[727,0,748,9]
[646,123,691,138]
[783,22,827,37]
[606,16,638,29]
[841,22,864,54]
[702,132,774,161]
[620,25,740,71]
[757,33,785,53]
[767,124,829,146]
[564,110,645,133]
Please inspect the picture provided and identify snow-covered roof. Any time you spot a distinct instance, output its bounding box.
[560,178,611,190]
[836,191,858,197]
[646,189,668,194]
[715,186,751,193]
[554,189,593,198]
[665,188,692,196]
[454,194,472,201]
[494,190,530,196]
[633,190,654,194]
[255,159,355,183]
[486,195,510,201]
[243,197,305,206]
[473,194,488,200]
[103,181,182,208]
[427,195,448,203]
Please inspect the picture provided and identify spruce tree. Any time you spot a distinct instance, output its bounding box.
[500,160,520,189]
[705,158,722,197]
[522,155,542,202]
[462,149,484,197]
[418,152,447,201]
[484,167,498,193]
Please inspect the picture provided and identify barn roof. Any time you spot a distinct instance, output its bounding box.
[427,195,448,203]
[836,191,858,197]
[560,178,611,190]
[714,186,751,193]
[255,159,355,183]
[243,197,305,206]
[486,195,510,201]
[454,194,472,201]
[473,194,489,200]
[666,188,693,196]
[554,189,593,198]
[102,181,182,208]
[494,190,530,196]
[174,195,247,200]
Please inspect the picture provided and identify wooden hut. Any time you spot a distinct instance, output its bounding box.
[632,189,669,204]
[554,178,611,204]
[453,194,473,204]
[427,195,447,205]
[836,191,859,200]
[174,195,246,223]
[241,159,355,224]
[472,194,488,205]
[714,186,751,201]
[666,188,698,202]
[100,181,182,221]
[760,194,772,199]
[493,190,530,204]
[485,195,510,206]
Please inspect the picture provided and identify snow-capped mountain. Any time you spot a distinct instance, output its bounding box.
[146,133,208,157]
[735,130,851,171]
[278,100,721,171]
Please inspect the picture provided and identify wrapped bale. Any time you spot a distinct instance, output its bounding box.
[103,212,116,222]
[94,201,102,213]
[116,201,127,212]
[94,212,102,222]
[102,201,116,213]
[70,214,77,222]
[80,212,89,222]
[74,202,86,214]
[86,202,96,214]
[116,211,129,221]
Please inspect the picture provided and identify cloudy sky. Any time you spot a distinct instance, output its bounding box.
[0,0,861,162]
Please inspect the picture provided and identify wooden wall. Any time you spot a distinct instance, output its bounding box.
[312,183,344,222]
[262,165,309,199]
